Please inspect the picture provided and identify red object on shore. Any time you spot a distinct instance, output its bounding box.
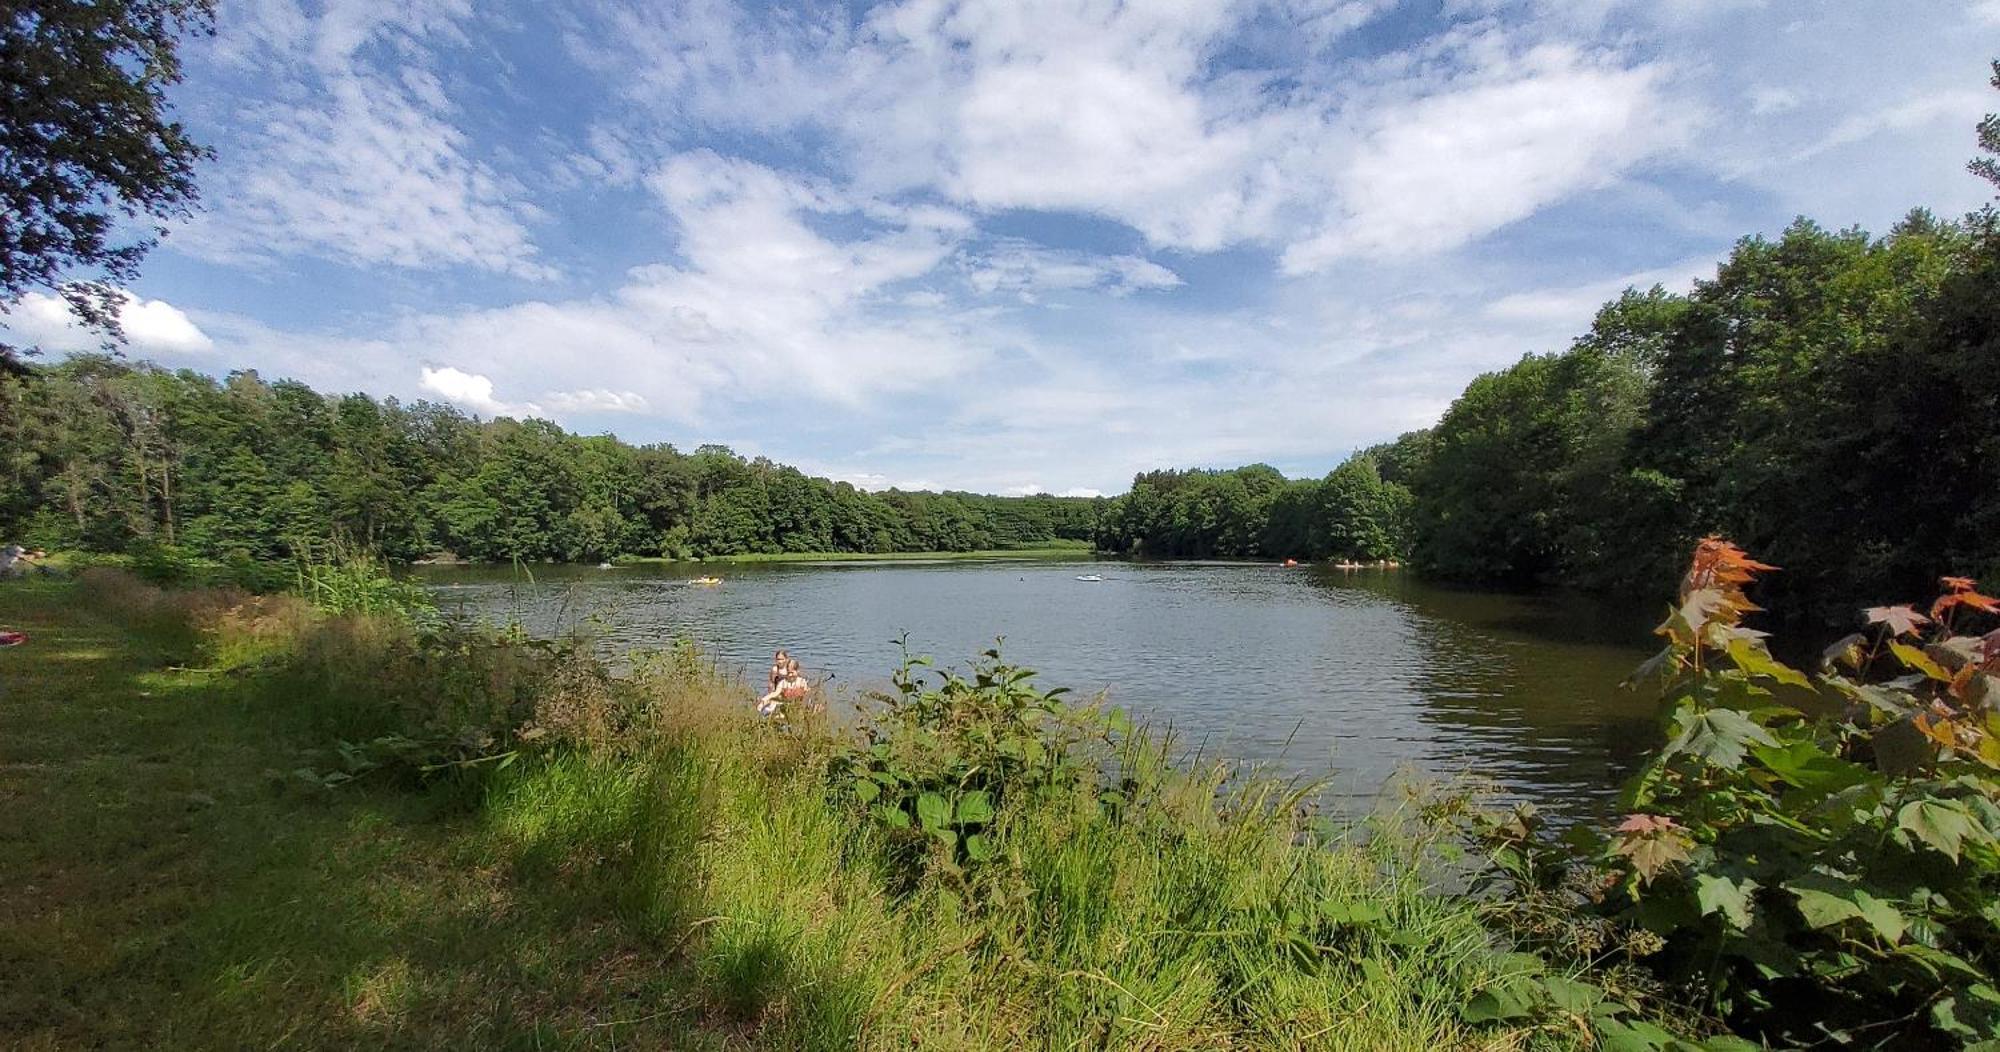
[0,631,25,647]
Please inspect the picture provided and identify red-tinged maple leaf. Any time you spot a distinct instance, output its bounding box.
[1982,628,2000,671]
[1617,813,1679,834]
[1942,576,1977,594]
[1612,814,1693,885]
[1867,604,1932,637]
[1934,591,2000,620]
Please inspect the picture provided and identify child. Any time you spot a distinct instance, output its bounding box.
[758,658,810,718]
[767,649,789,695]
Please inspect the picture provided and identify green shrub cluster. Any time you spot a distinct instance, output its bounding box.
[1472,539,2000,1049]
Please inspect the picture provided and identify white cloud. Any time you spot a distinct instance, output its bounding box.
[419,365,528,417]
[545,389,651,413]
[961,242,1183,300]
[1482,255,1715,326]
[572,0,1676,271]
[1282,45,1677,269]
[180,0,548,277]
[131,0,2000,497]
[1793,88,1991,164]
[1972,0,2000,25]
[3,291,215,355]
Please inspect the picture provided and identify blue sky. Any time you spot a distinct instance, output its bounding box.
[8,0,1998,495]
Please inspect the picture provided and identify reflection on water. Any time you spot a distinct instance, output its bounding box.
[416,559,1660,818]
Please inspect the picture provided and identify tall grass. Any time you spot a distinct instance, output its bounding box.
[66,568,1672,1049]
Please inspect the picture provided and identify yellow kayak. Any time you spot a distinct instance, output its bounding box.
[691,576,723,586]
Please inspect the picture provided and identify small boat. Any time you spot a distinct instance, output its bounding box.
[1074,574,1104,582]
[691,576,723,587]
[1283,558,1299,567]
[597,562,614,570]
[0,630,24,647]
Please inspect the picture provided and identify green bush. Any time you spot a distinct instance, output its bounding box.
[1476,539,2000,1049]
[832,642,1124,876]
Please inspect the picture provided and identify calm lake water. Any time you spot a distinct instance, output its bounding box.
[416,558,1661,818]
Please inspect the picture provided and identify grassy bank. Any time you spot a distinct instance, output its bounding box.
[0,572,1700,1049]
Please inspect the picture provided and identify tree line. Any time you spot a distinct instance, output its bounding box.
[0,358,1100,563]
[1089,442,1424,562]
[1091,206,2000,622]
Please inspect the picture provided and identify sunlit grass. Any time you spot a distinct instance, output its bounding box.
[0,573,1654,1049]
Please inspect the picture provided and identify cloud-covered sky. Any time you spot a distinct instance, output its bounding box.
[8,0,1997,495]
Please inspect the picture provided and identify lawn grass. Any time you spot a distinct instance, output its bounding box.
[0,574,1679,1049]
[0,579,716,1049]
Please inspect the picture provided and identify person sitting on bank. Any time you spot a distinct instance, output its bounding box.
[767,649,790,695]
[758,658,810,717]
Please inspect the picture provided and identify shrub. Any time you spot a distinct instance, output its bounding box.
[832,642,1122,875]
[1477,539,2000,1049]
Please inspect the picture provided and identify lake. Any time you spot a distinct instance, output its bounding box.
[417,558,1662,819]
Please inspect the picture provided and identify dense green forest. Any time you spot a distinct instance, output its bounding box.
[1090,439,1425,562]
[1092,206,2000,620]
[0,359,1099,562]
[1410,211,2000,616]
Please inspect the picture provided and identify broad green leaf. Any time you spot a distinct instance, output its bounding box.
[853,778,881,804]
[1890,641,1951,682]
[1663,708,1778,768]
[1933,997,1978,1039]
[1851,890,1907,944]
[1897,799,1980,861]
[954,790,994,825]
[963,833,995,861]
[1788,877,1863,930]
[1539,976,1603,1015]
[915,791,950,832]
[1751,740,1871,796]
[1694,873,1758,930]
[1895,943,1987,981]
[1462,980,1538,1023]
[1727,637,1810,687]
[876,804,911,829]
[1596,1018,1676,1052]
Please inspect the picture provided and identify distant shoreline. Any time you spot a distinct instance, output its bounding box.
[619,546,1097,565]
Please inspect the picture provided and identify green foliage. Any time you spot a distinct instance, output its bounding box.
[1478,539,2000,1049]
[1410,212,2000,618]
[834,643,1116,873]
[1972,59,1999,192]
[0,0,214,361]
[291,543,436,624]
[0,360,1102,564]
[1096,458,1414,561]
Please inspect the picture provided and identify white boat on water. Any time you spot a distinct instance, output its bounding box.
[1074,573,1104,582]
